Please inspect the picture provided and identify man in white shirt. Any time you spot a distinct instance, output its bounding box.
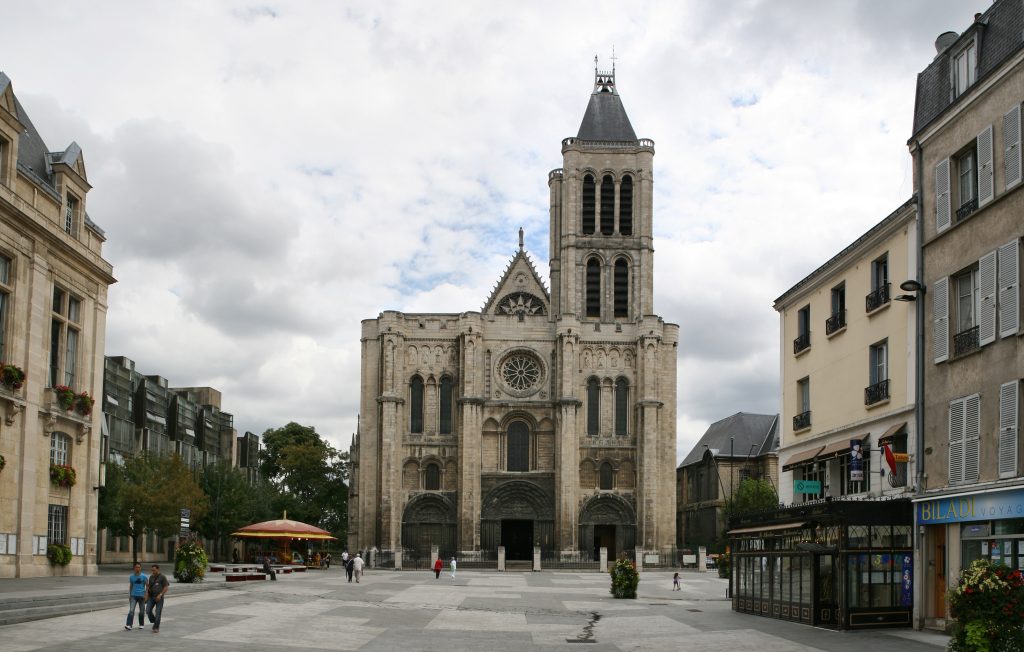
[450,557,457,581]
[352,553,365,583]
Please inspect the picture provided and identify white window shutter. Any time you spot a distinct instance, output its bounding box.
[933,276,949,363]
[978,125,995,206]
[999,381,1020,478]
[965,394,981,482]
[1006,104,1022,190]
[935,158,952,233]
[979,250,997,345]
[1000,239,1020,338]
[949,398,965,484]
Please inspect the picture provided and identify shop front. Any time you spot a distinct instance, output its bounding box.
[914,485,1024,628]
[729,498,913,629]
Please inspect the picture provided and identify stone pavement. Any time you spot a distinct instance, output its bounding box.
[0,568,952,651]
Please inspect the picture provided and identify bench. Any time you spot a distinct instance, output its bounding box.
[224,572,268,582]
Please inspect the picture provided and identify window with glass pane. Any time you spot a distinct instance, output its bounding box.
[955,43,976,97]
[409,376,424,433]
[848,526,870,548]
[872,254,888,291]
[424,464,440,490]
[586,378,599,436]
[0,255,10,362]
[507,421,529,472]
[49,287,81,388]
[614,378,628,435]
[47,505,68,545]
[831,283,845,315]
[438,377,453,434]
[958,149,977,205]
[599,462,613,490]
[797,377,810,413]
[870,340,888,384]
[956,269,979,332]
[64,195,77,234]
[49,432,69,466]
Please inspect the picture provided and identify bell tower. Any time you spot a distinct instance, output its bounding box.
[548,65,655,325]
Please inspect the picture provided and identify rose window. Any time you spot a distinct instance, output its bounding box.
[501,354,541,392]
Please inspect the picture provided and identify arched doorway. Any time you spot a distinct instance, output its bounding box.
[480,480,553,559]
[579,494,636,560]
[401,494,456,563]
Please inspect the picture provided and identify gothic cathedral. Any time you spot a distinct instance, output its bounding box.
[348,68,678,562]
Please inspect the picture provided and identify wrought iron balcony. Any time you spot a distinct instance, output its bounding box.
[864,378,890,406]
[953,325,980,357]
[793,411,811,431]
[793,332,811,354]
[865,283,890,312]
[956,196,979,223]
[825,310,847,335]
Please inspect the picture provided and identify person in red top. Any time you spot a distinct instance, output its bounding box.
[433,557,443,579]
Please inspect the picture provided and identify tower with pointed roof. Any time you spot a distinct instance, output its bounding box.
[349,67,677,562]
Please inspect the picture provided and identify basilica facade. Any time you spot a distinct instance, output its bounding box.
[348,69,678,561]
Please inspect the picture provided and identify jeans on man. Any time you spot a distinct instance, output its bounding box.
[146,597,164,628]
[126,596,145,627]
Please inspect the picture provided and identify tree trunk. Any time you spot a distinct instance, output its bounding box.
[131,532,140,566]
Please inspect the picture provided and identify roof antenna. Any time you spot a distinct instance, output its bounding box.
[594,54,598,73]
[611,45,617,73]
[518,227,524,252]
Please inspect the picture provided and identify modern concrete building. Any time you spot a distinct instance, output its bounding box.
[775,200,919,507]
[677,412,779,553]
[0,73,116,577]
[348,67,679,564]
[910,0,1024,630]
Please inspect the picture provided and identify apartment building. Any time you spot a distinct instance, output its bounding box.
[909,0,1024,630]
[0,73,116,577]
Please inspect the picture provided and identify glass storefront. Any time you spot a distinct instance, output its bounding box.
[961,519,1024,569]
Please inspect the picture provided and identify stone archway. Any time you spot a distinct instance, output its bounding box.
[578,493,636,560]
[480,480,554,558]
[401,493,456,562]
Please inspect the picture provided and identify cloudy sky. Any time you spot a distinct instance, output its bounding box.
[1,0,978,460]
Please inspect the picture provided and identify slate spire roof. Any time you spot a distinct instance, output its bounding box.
[678,412,780,469]
[576,65,638,142]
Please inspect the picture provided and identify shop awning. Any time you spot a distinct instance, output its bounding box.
[878,422,907,446]
[781,446,825,471]
[727,521,807,535]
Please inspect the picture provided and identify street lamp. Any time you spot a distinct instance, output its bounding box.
[895,280,927,302]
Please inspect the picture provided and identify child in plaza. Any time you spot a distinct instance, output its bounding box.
[125,562,147,630]
[450,556,457,581]
[433,556,443,579]
[672,572,680,591]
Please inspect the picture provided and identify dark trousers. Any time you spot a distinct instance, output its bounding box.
[146,597,163,628]
[126,596,145,627]
[347,567,353,582]
[434,569,440,579]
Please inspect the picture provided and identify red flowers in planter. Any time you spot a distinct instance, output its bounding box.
[0,363,25,391]
[52,386,94,416]
[49,463,77,488]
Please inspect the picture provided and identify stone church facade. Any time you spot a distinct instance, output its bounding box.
[348,69,678,562]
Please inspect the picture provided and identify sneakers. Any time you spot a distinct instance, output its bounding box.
[153,628,159,634]
[124,625,131,631]
[138,625,146,629]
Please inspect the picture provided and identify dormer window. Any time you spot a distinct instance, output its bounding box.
[954,41,976,98]
[64,194,78,235]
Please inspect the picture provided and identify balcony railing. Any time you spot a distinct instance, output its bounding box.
[793,411,811,431]
[825,310,847,335]
[864,378,890,406]
[953,325,980,357]
[956,196,979,223]
[865,283,890,312]
[793,332,811,354]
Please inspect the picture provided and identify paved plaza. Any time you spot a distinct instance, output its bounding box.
[0,568,951,651]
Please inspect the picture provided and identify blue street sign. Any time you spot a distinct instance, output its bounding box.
[794,479,821,494]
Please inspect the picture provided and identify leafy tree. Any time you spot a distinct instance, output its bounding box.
[724,477,779,518]
[98,454,208,564]
[259,423,348,539]
[197,462,254,561]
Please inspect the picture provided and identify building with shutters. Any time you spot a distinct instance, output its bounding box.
[348,67,679,565]
[910,0,1024,631]
[0,73,116,578]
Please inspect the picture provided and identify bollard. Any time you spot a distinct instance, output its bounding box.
[498,546,506,572]
[635,546,643,573]
[533,546,541,572]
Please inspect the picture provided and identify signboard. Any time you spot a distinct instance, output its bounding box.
[794,479,821,494]
[893,453,910,463]
[179,508,191,539]
[849,439,864,482]
[917,487,1024,524]
[900,554,913,607]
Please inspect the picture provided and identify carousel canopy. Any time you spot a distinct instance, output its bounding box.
[231,517,336,540]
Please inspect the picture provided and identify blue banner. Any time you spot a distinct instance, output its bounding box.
[900,554,913,607]
[917,488,1024,524]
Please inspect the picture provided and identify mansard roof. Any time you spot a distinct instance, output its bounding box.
[678,412,780,469]
[576,68,638,142]
[481,247,550,316]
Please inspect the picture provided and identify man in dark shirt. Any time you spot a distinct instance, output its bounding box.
[144,564,169,634]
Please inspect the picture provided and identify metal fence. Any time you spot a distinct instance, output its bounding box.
[540,550,600,571]
[455,549,498,570]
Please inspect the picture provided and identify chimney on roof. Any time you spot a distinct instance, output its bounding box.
[935,31,959,54]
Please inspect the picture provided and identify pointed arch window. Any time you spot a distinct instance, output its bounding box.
[587,378,600,436]
[619,175,633,235]
[600,175,614,235]
[599,461,614,490]
[614,259,629,319]
[586,258,601,318]
[582,174,596,235]
[615,378,629,436]
[410,376,424,433]
[439,376,454,434]
[424,463,440,491]
[507,421,529,472]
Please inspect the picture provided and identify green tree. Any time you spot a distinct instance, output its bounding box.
[98,454,208,564]
[197,462,254,561]
[259,423,348,539]
[724,477,779,518]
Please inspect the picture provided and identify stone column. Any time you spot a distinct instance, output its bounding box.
[635,546,644,573]
[458,331,483,552]
[498,546,506,572]
[555,332,580,552]
[600,547,608,572]
[698,546,707,573]
[533,545,541,572]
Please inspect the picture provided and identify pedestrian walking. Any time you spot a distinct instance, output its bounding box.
[144,564,169,634]
[342,550,349,564]
[672,572,680,591]
[125,562,147,630]
[353,553,365,583]
[433,557,443,579]
[450,556,457,581]
[346,555,355,582]
[325,553,332,569]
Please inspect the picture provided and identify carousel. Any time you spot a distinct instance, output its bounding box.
[231,513,336,565]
